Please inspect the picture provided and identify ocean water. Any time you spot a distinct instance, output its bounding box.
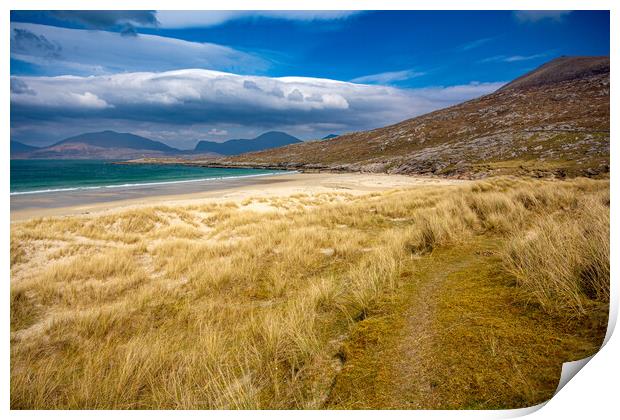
[10,160,286,195]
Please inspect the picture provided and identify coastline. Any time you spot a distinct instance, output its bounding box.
[10,170,297,196]
[10,172,466,222]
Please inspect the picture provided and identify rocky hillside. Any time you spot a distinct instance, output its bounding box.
[212,56,609,178]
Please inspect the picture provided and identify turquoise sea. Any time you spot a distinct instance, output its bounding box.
[10,160,285,195]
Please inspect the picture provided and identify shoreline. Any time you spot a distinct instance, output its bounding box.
[10,172,466,222]
[10,170,298,196]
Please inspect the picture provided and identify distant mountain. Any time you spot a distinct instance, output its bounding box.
[194,131,301,156]
[51,130,179,153]
[322,134,339,140]
[15,130,298,159]
[11,140,39,155]
[19,130,183,159]
[214,56,609,178]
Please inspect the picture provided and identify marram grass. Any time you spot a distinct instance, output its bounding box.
[10,177,609,409]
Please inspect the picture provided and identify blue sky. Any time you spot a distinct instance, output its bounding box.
[10,10,610,148]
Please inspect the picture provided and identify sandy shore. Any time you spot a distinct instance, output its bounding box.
[11,172,466,222]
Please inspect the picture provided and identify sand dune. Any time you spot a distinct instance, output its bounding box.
[11,172,465,221]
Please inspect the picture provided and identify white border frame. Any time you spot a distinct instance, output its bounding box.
[2,2,616,419]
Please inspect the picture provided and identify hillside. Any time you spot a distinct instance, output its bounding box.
[498,55,609,91]
[14,130,303,160]
[194,131,301,155]
[17,131,182,159]
[212,56,609,178]
[52,131,179,153]
[10,140,39,155]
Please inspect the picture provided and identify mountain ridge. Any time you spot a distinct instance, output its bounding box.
[205,56,609,178]
[51,130,180,153]
[12,130,301,159]
[498,55,609,91]
[11,140,40,154]
[194,131,301,155]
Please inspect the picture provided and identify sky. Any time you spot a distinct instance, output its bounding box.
[10,10,610,149]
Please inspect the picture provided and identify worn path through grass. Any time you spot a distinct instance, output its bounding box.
[326,236,606,409]
[11,177,608,409]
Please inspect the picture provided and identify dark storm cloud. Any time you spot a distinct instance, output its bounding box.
[120,25,139,37]
[10,70,504,136]
[10,22,269,76]
[287,89,304,102]
[243,80,262,91]
[271,87,285,98]
[306,93,324,102]
[11,28,62,59]
[48,10,159,29]
[10,78,36,95]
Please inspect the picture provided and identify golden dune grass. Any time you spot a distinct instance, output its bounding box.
[10,177,609,409]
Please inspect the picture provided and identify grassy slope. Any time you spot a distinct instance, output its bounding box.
[215,58,609,178]
[10,177,609,409]
[327,237,607,409]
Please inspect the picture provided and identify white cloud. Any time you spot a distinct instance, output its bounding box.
[10,22,268,76]
[351,69,426,85]
[459,37,494,51]
[11,69,504,146]
[504,54,548,62]
[480,53,548,63]
[69,92,110,109]
[12,70,360,113]
[411,82,506,106]
[513,11,572,23]
[208,128,229,136]
[155,11,360,28]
